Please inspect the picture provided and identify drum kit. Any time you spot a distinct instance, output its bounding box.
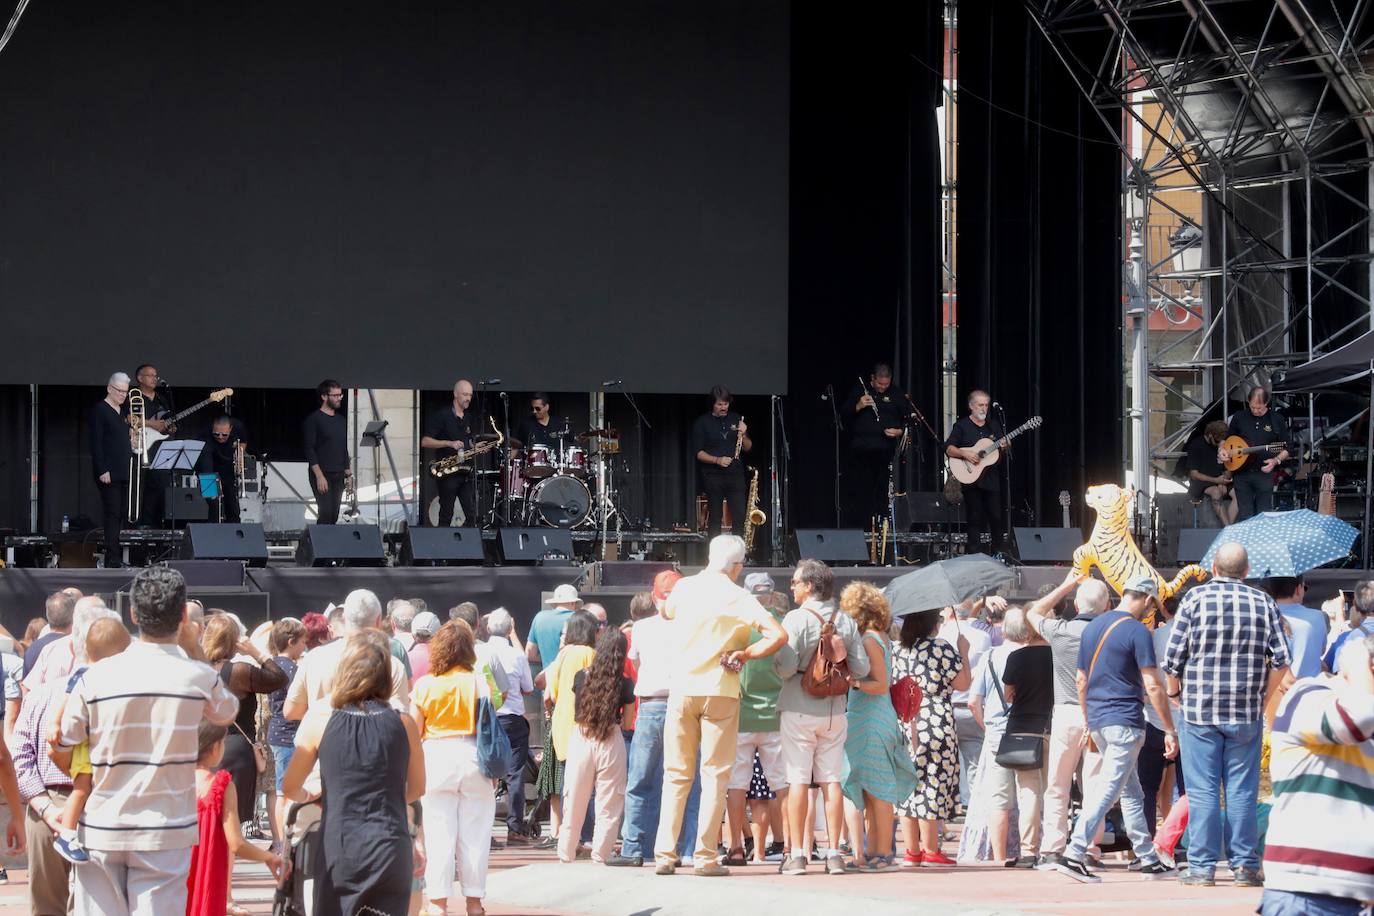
[501,427,624,528]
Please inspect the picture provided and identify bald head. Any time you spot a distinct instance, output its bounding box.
[454,379,474,410]
[1214,542,1249,579]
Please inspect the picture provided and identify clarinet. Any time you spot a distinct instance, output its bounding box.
[858,376,881,421]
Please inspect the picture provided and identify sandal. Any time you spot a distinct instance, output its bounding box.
[723,847,749,867]
[226,904,252,916]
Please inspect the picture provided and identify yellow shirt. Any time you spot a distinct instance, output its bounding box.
[411,666,502,739]
[548,645,596,760]
[664,570,773,698]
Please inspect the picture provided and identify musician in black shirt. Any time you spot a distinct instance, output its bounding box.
[303,379,350,525]
[512,392,557,451]
[945,389,1007,555]
[200,416,246,522]
[691,385,751,538]
[421,379,480,527]
[90,373,133,568]
[1186,420,1236,526]
[1222,386,1290,520]
[841,363,911,526]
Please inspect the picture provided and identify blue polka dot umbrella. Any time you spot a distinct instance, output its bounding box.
[1199,509,1358,577]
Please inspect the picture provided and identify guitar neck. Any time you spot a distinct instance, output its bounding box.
[172,397,217,422]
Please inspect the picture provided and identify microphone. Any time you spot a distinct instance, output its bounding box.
[601,379,623,387]
[157,379,169,387]
[992,401,1002,409]
[479,378,501,385]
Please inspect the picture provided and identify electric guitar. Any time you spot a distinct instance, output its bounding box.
[132,388,234,457]
[1218,435,1286,473]
[945,416,1044,485]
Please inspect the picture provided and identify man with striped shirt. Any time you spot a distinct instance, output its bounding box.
[58,567,239,915]
[1163,542,1292,888]
[1261,632,1374,915]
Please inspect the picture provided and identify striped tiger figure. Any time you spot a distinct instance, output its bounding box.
[1072,483,1207,606]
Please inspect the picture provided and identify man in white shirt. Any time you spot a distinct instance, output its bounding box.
[388,598,417,651]
[283,589,409,721]
[940,598,996,809]
[483,607,536,843]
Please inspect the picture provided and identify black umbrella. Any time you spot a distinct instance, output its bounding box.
[883,553,1014,618]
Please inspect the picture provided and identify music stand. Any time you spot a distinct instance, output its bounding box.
[151,440,205,530]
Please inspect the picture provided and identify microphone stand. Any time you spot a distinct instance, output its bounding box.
[996,402,1012,558]
[601,384,647,556]
[500,391,511,525]
[771,395,790,566]
[827,384,842,527]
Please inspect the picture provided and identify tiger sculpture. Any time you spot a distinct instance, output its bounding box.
[1073,483,1208,604]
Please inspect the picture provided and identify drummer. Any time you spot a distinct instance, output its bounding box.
[512,392,557,451]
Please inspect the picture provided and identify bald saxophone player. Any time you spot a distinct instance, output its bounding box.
[421,379,481,527]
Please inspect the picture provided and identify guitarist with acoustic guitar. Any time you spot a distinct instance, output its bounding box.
[1219,386,1290,521]
[945,390,1008,556]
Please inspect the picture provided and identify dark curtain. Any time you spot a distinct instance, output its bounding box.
[956,1,1123,530]
[787,1,944,532]
[0,386,30,534]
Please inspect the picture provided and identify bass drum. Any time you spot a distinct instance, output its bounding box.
[528,475,590,528]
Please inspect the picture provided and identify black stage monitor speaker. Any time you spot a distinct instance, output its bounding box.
[295,524,386,567]
[165,558,248,588]
[794,529,869,564]
[1177,528,1218,564]
[401,526,486,566]
[182,524,268,567]
[164,486,209,522]
[1014,527,1084,564]
[498,528,575,564]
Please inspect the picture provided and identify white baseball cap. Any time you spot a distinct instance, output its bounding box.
[411,611,441,638]
[550,584,582,607]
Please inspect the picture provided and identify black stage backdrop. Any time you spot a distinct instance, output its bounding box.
[0,0,788,394]
[955,1,1123,530]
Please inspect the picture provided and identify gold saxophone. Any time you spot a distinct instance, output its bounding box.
[744,468,766,554]
[429,417,504,477]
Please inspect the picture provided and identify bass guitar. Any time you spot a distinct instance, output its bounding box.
[1218,435,1286,473]
[132,388,234,457]
[945,416,1043,485]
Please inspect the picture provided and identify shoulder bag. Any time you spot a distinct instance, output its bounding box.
[474,669,514,779]
[990,658,1043,771]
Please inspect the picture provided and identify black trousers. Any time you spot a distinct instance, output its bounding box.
[311,471,347,525]
[701,466,747,538]
[500,714,531,833]
[435,472,477,527]
[97,478,127,568]
[847,447,896,526]
[1232,471,1273,520]
[1137,722,1176,836]
[962,484,1005,555]
[210,475,240,523]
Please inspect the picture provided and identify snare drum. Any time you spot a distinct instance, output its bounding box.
[526,444,554,479]
[562,446,588,478]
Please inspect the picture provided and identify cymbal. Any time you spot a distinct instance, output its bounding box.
[578,427,620,441]
[475,433,501,442]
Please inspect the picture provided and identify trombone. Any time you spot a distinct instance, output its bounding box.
[127,388,145,521]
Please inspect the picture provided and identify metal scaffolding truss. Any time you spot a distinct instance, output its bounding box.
[1023,0,1374,494]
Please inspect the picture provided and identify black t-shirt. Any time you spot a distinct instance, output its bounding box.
[691,411,745,471]
[1226,408,1290,476]
[842,383,910,452]
[199,419,247,479]
[1001,644,1054,735]
[90,399,133,482]
[1185,436,1224,480]
[425,405,480,460]
[945,415,1005,492]
[514,416,556,450]
[302,409,349,473]
[571,670,636,719]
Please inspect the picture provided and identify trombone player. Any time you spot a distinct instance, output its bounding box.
[89,372,133,568]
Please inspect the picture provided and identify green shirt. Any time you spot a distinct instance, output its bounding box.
[738,609,785,733]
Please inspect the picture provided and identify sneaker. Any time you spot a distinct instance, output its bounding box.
[1139,861,1177,880]
[809,844,822,862]
[900,850,924,868]
[922,850,956,867]
[1155,847,1176,870]
[1126,857,1144,872]
[1178,871,1215,887]
[1233,867,1264,888]
[534,835,558,850]
[765,841,785,858]
[0,866,8,883]
[780,855,808,876]
[1085,855,1105,870]
[1034,854,1059,871]
[1055,857,1100,883]
[54,835,89,865]
[606,854,643,867]
[694,863,731,877]
[1004,855,1037,869]
[826,855,846,875]
[654,861,677,876]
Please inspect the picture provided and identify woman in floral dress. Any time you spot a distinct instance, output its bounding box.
[892,608,970,866]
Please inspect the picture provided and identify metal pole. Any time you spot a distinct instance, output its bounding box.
[29,384,38,533]
[1365,363,1373,570]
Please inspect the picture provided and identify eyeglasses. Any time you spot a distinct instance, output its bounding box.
[110,386,129,394]
[212,432,231,438]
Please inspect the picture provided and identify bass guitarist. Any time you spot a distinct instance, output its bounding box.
[1221,386,1290,520]
[421,378,479,527]
[945,389,1007,555]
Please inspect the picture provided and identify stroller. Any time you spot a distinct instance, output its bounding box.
[272,798,424,916]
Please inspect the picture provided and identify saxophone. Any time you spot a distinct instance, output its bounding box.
[429,417,504,477]
[744,468,766,554]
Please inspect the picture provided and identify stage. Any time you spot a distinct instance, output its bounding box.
[1,560,1365,638]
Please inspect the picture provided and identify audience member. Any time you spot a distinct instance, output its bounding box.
[1163,542,1292,888]
[266,618,307,851]
[1323,579,1374,674]
[653,535,785,877]
[773,559,870,876]
[1267,576,1327,679]
[24,591,75,678]
[536,610,600,850]
[941,597,996,810]
[527,586,583,676]
[284,589,410,722]
[388,599,417,650]
[449,603,511,697]
[24,596,107,694]
[409,611,441,679]
[301,612,330,650]
[483,607,535,844]
[1138,598,1182,834]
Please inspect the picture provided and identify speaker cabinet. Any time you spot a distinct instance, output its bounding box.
[498,528,575,564]
[295,524,386,567]
[794,529,869,564]
[1014,527,1084,563]
[400,526,486,566]
[182,524,268,567]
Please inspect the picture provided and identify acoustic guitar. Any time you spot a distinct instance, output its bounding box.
[945,416,1043,485]
[1218,435,1285,473]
